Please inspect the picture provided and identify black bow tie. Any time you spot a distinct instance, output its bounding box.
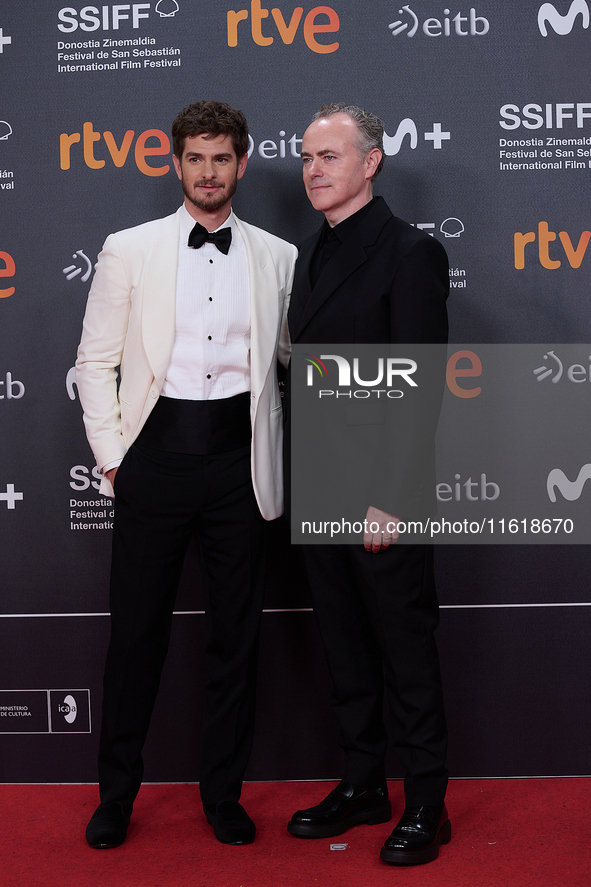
[188,222,232,255]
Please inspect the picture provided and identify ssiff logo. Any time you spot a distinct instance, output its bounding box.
[411,218,464,237]
[538,1,590,36]
[58,4,152,32]
[155,0,179,15]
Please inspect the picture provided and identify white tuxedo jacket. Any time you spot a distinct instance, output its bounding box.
[76,207,297,519]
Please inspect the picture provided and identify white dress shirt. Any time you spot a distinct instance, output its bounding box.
[161,204,251,400]
[102,204,251,474]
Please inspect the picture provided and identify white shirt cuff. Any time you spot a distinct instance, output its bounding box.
[101,458,123,474]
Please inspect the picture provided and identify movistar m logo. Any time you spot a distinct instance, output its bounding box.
[384,119,417,154]
[538,1,590,36]
[547,464,591,501]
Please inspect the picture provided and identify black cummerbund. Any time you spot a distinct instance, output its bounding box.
[136,392,251,455]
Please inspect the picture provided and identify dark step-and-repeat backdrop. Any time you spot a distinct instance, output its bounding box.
[1,1,591,783]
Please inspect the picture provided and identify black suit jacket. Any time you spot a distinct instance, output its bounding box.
[289,196,448,345]
[287,196,449,522]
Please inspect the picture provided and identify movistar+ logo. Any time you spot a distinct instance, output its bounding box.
[538,1,589,36]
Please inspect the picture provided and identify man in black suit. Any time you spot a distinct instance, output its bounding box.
[286,104,450,866]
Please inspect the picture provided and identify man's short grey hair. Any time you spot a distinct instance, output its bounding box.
[312,103,385,180]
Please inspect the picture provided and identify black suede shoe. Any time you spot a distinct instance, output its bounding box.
[287,780,391,838]
[204,801,256,845]
[380,805,451,865]
[85,801,132,849]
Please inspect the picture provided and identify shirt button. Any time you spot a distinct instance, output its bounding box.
[209,259,213,264]
[209,297,213,301]
[207,336,212,340]
[206,374,211,379]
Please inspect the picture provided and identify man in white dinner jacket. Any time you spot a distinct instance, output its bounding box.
[76,100,297,850]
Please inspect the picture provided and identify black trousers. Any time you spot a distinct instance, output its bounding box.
[301,543,448,807]
[97,441,266,808]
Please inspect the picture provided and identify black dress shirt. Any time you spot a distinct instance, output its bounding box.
[308,197,378,290]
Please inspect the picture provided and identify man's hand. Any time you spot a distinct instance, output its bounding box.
[104,466,118,491]
[364,506,400,553]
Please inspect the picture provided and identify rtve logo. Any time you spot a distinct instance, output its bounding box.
[60,122,170,175]
[0,250,15,298]
[227,1,340,53]
[514,222,591,269]
[538,0,590,36]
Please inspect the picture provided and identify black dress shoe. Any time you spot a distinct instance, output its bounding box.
[86,801,132,849]
[287,780,391,838]
[380,804,451,865]
[204,801,256,845]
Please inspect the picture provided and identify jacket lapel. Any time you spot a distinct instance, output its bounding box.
[141,209,181,386]
[287,231,317,340]
[295,237,367,338]
[290,198,392,342]
[235,216,277,397]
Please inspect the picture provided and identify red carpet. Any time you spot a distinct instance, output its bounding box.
[1,779,589,886]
